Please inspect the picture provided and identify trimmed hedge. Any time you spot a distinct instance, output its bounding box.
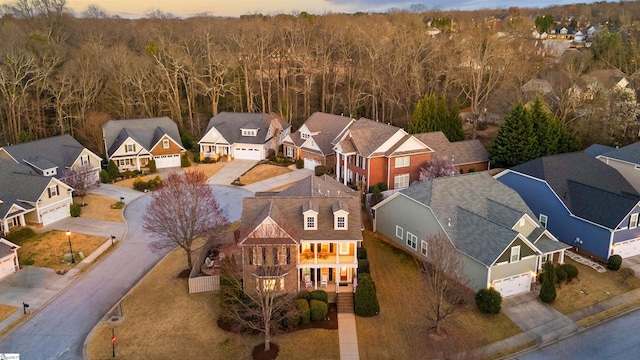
[5,227,36,243]
[99,170,110,184]
[310,299,328,321]
[148,159,157,173]
[355,274,379,316]
[295,159,304,169]
[539,262,557,303]
[475,288,502,314]
[357,247,367,260]
[309,290,328,304]
[555,266,568,282]
[297,290,311,301]
[70,203,81,217]
[297,299,311,325]
[608,255,623,271]
[561,263,579,279]
[358,259,370,274]
[315,165,327,176]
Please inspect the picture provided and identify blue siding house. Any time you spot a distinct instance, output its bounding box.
[496,152,640,260]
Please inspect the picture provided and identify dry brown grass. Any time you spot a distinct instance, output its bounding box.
[0,304,18,323]
[73,194,123,223]
[357,231,522,360]
[186,162,226,179]
[240,164,291,185]
[15,231,107,272]
[112,174,158,189]
[87,245,338,360]
[551,258,640,315]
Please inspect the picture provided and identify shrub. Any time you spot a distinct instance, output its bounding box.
[106,160,119,180]
[180,131,194,150]
[148,159,156,173]
[122,170,134,179]
[475,288,502,314]
[357,247,367,260]
[368,184,379,194]
[315,165,327,176]
[539,261,557,303]
[355,275,379,316]
[309,290,328,304]
[5,227,36,243]
[310,299,328,321]
[133,176,146,190]
[370,185,382,206]
[295,159,304,169]
[181,153,191,167]
[202,157,212,164]
[267,149,276,160]
[99,170,110,183]
[468,168,475,173]
[608,255,623,270]
[561,263,579,279]
[297,290,311,301]
[377,182,388,192]
[555,266,568,283]
[70,203,81,217]
[297,299,311,325]
[358,259,370,274]
[620,267,635,284]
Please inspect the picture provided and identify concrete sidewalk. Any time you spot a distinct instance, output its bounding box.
[243,168,313,192]
[338,313,359,360]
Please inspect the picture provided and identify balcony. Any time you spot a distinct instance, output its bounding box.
[299,250,356,265]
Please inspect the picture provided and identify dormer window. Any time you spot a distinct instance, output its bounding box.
[306,216,316,229]
[333,201,349,230]
[241,129,257,137]
[337,216,345,229]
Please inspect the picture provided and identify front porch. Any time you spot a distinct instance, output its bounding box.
[112,155,151,172]
[199,144,231,161]
[298,266,357,299]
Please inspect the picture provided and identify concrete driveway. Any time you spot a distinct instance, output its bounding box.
[622,255,640,276]
[208,160,258,185]
[37,216,126,240]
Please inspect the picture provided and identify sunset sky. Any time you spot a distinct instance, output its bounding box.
[62,0,602,18]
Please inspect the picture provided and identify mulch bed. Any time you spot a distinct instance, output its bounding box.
[252,343,279,360]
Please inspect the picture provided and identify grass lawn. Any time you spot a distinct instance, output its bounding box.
[357,231,522,359]
[87,245,339,360]
[13,231,107,272]
[0,304,18,323]
[112,174,158,189]
[73,194,123,223]
[240,164,291,185]
[186,162,226,178]
[551,258,640,315]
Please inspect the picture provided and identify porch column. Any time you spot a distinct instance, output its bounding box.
[2,219,8,235]
[335,242,339,264]
[297,269,301,292]
[136,157,141,172]
[558,250,565,264]
[335,154,340,180]
[343,154,348,185]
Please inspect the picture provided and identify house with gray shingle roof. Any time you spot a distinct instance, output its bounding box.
[282,112,354,171]
[413,131,489,173]
[496,151,640,260]
[103,117,185,171]
[197,112,289,161]
[0,159,74,234]
[0,134,102,182]
[372,172,568,296]
[0,238,20,279]
[333,118,433,191]
[239,175,362,294]
[593,142,640,193]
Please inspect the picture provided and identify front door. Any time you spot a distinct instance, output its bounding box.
[340,267,348,282]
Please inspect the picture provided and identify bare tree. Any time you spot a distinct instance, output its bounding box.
[419,232,470,335]
[419,156,458,181]
[143,171,227,269]
[61,163,98,206]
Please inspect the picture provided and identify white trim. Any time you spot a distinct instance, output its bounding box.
[539,214,548,228]
[510,246,521,263]
[395,225,403,239]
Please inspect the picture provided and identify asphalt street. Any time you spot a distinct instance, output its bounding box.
[0,185,250,359]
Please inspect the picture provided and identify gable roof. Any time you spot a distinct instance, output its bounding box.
[345,118,403,157]
[203,112,280,145]
[103,117,183,157]
[600,141,640,165]
[413,131,488,166]
[301,112,354,155]
[0,238,19,259]
[1,134,92,178]
[0,159,54,218]
[240,175,362,244]
[400,172,538,266]
[512,152,640,228]
[584,144,615,157]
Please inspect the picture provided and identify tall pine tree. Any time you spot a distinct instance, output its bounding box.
[490,103,538,168]
[409,94,464,141]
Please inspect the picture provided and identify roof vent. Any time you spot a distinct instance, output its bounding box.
[447,218,451,227]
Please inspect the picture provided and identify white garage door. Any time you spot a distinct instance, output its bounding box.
[0,256,17,279]
[304,158,320,171]
[154,154,181,168]
[493,272,532,297]
[614,239,640,258]
[234,147,262,160]
[41,204,69,226]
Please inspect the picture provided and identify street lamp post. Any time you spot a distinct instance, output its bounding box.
[66,230,75,264]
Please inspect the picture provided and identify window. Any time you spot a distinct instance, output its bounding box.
[251,247,264,265]
[80,155,90,165]
[510,246,521,263]
[241,129,257,136]
[355,156,360,167]
[395,156,410,168]
[421,240,428,257]
[277,247,290,265]
[162,139,170,149]
[257,278,283,292]
[48,185,59,197]
[339,242,350,255]
[336,216,346,229]
[285,147,293,157]
[306,216,316,230]
[539,214,548,229]
[126,144,135,152]
[394,174,409,189]
[630,213,638,229]
[396,225,403,239]
[301,132,310,139]
[362,157,366,170]
[406,232,417,250]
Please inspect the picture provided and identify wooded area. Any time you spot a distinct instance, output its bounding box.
[1,0,639,154]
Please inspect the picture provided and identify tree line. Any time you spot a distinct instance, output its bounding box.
[1,0,639,154]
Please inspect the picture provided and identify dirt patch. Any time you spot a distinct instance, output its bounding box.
[252,343,279,360]
[240,165,292,185]
[73,194,123,223]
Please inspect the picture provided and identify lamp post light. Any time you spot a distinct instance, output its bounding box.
[111,235,115,245]
[66,230,75,264]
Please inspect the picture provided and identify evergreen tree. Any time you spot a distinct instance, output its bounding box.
[409,94,464,141]
[490,103,538,168]
[106,160,120,180]
[539,261,557,303]
[529,98,555,156]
